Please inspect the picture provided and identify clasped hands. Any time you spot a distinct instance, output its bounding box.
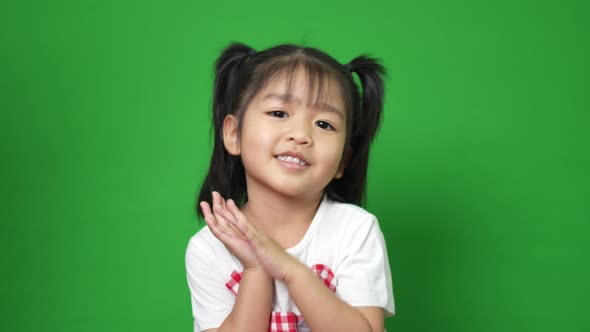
[200,191,299,282]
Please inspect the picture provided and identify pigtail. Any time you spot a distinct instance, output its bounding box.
[212,43,256,131]
[330,56,386,206]
[347,55,386,144]
[197,43,255,218]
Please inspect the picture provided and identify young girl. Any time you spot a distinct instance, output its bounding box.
[185,42,395,332]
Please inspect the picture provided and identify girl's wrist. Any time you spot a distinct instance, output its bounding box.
[283,260,308,286]
[243,265,272,280]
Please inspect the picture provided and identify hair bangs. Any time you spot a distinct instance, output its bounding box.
[246,54,345,116]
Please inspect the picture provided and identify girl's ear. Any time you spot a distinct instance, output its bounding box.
[335,148,352,179]
[223,114,240,155]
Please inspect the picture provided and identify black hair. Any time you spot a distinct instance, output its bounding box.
[196,42,386,217]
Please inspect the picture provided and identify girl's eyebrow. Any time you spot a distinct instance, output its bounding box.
[263,93,344,119]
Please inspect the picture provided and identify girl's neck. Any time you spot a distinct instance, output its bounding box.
[241,187,324,248]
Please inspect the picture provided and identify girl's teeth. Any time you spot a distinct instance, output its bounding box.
[277,155,308,166]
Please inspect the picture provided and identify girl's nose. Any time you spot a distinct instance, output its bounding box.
[287,122,312,146]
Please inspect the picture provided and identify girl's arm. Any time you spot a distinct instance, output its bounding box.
[285,262,383,332]
[205,267,273,332]
[200,193,273,332]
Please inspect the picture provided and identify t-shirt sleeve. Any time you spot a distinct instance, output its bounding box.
[185,235,236,331]
[334,214,395,317]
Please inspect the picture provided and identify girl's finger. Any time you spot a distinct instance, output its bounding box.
[228,199,268,248]
[212,201,232,227]
[213,192,239,225]
[213,204,246,240]
[202,202,236,244]
[212,191,227,211]
[211,192,234,232]
[207,217,233,243]
[201,202,221,231]
[200,201,214,219]
[204,200,234,239]
[226,199,246,221]
[212,192,230,220]
[226,199,257,241]
[201,202,222,234]
[215,200,237,224]
[212,191,220,209]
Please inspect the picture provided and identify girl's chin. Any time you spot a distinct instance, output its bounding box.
[268,186,325,202]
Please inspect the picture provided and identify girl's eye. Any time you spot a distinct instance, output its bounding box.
[268,110,288,118]
[315,120,335,131]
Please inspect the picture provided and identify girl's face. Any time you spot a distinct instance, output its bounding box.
[226,69,348,201]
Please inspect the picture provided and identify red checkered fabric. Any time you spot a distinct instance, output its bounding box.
[269,311,301,332]
[224,265,337,331]
[225,264,337,296]
[310,264,337,292]
[225,270,242,296]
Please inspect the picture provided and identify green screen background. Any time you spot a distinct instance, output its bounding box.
[1,0,588,331]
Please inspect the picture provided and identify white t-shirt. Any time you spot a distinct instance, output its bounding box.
[185,195,395,331]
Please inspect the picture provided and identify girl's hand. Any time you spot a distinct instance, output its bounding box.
[223,199,301,282]
[200,192,259,269]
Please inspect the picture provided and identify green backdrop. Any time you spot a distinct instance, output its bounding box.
[1,0,588,331]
